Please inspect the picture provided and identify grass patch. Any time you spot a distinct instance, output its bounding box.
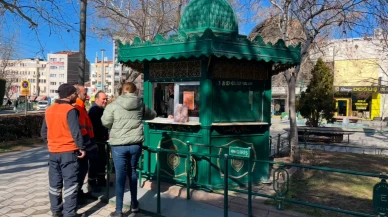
[269,149,387,217]
[0,138,45,153]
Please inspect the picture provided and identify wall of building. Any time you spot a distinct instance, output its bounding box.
[311,35,388,120]
[334,59,380,86]
[4,59,47,99]
[90,59,115,98]
[47,52,90,99]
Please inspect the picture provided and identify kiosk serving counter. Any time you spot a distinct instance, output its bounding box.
[118,0,300,187]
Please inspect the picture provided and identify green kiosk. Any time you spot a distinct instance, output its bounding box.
[117,0,300,188]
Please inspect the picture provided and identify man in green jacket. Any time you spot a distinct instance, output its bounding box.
[101,82,156,217]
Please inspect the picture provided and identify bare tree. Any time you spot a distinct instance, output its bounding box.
[90,0,188,95]
[90,0,188,41]
[0,1,79,56]
[0,34,21,100]
[253,0,375,162]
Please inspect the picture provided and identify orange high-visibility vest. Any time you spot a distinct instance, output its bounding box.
[75,98,94,139]
[46,103,78,153]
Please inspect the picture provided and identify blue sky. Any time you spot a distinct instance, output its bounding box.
[5,0,377,62]
[6,1,260,63]
[5,2,113,62]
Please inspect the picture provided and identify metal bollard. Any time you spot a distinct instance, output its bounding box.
[277,134,281,155]
[138,151,143,187]
[104,143,110,203]
[224,154,228,217]
[247,148,252,217]
[148,150,151,180]
[157,148,161,214]
[186,141,191,200]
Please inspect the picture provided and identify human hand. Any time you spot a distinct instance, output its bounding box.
[168,115,174,119]
[77,150,86,159]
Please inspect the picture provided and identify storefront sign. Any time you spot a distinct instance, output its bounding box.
[335,86,388,93]
[216,80,254,87]
[334,92,351,98]
[354,100,368,110]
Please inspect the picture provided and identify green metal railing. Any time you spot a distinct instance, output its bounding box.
[104,142,388,217]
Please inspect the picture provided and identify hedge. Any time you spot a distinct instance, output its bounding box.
[0,113,44,142]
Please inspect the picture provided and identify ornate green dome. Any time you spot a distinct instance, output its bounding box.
[178,0,239,35]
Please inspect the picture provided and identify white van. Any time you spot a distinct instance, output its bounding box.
[37,100,49,111]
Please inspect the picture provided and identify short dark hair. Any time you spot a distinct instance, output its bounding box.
[95,90,105,99]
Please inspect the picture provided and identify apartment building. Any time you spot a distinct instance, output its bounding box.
[47,51,90,99]
[90,57,115,96]
[2,58,48,100]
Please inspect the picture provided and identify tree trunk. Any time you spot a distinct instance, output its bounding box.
[78,0,87,85]
[288,75,300,163]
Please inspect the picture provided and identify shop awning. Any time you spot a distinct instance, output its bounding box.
[118,29,301,66]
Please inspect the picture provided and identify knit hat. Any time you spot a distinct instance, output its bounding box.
[58,83,77,99]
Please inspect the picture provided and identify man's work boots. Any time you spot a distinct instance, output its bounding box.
[52,212,63,217]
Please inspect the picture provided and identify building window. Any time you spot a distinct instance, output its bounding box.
[50,82,56,85]
[59,82,64,85]
[50,66,57,70]
[59,66,64,70]
[59,58,65,62]
[50,74,56,78]
[50,58,57,62]
[59,74,64,78]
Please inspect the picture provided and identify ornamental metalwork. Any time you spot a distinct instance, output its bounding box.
[149,60,201,79]
[217,139,257,179]
[167,144,180,171]
[212,61,268,80]
[231,159,244,172]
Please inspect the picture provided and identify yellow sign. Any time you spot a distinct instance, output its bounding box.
[20,80,30,96]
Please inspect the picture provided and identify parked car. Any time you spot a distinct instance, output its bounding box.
[36,100,49,111]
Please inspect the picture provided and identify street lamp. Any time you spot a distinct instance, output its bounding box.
[101,49,106,92]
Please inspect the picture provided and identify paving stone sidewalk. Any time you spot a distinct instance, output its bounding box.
[0,147,154,217]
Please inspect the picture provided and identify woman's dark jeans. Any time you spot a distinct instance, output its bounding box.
[111,144,142,213]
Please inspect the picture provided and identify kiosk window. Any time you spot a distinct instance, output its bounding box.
[152,82,200,120]
[175,82,200,118]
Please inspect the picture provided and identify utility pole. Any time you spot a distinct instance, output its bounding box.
[101,49,105,92]
[35,58,40,97]
[78,0,87,85]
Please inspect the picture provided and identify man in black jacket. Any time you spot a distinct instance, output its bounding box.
[88,91,109,188]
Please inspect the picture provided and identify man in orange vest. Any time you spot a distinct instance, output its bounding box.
[73,85,98,203]
[41,83,86,217]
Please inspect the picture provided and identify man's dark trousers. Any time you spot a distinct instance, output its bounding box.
[49,151,79,217]
[79,149,98,191]
[89,142,107,186]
